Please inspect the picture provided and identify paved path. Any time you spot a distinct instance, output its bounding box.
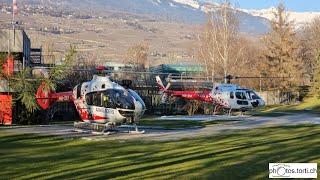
[107,113,320,141]
[1,113,320,141]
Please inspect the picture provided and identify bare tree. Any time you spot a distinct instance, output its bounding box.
[232,36,263,89]
[43,39,55,64]
[184,100,202,116]
[63,51,97,87]
[197,1,242,82]
[125,43,149,71]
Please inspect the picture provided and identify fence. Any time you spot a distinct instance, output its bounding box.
[259,91,300,105]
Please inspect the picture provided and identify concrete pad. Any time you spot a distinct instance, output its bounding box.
[157,115,249,121]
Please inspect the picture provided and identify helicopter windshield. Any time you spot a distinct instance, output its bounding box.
[102,89,135,110]
[129,89,146,110]
[246,91,260,100]
[86,89,135,110]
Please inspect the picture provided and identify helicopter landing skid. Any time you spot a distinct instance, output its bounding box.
[128,124,145,134]
[74,122,145,135]
[74,122,117,135]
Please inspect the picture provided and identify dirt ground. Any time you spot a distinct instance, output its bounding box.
[1,113,320,141]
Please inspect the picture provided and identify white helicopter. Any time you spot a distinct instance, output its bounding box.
[36,75,146,133]
[156,76,265,115]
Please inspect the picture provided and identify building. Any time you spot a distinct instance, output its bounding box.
[0,29,42,125]
[151,63,204,74]
[0,29,30,69]
[150,63,211,90]
[0,28,42,70]
[105,61,135,71]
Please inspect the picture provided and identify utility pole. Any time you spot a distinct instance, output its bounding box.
[12,0,17,46]
[259,74,262,92]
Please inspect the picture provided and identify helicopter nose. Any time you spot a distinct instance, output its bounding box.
[259,99,266,107]
[252,99,265,108]
[251,100,259,108]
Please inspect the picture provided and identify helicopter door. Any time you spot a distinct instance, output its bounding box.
[230,92,235,100]
[76,85,81,99]
[246,90,262,107]
[229,91,237,107]
[235,91,249,106]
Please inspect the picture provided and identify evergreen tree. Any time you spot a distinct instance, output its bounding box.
[263,4,302,90]
[312,52,320,96]
[302,17,320,95]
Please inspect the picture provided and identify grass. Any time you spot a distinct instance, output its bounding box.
[45,119,235,130]
[252,96,320,117]
[1,125,320,179]
[139,119,239,129]
[139,119,204,129]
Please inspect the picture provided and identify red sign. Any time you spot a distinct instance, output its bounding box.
[2,55,14,76]
[0,94,12,125]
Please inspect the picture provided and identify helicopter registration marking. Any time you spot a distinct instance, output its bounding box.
[96,107,115,114]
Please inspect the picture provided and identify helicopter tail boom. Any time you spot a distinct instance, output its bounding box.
[155,76,171,92]
[36,82,73,110]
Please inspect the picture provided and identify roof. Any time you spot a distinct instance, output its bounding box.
[105,62,134,67]
[0,29,30,53]
[153,63,204,73]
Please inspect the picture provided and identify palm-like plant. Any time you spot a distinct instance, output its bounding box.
[0,52,8,79]
[9,67,39,112]
[1,46,77,123]
[44,45,77,91]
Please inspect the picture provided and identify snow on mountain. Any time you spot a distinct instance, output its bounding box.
[289,12,320,25]
[240,7,320,26]
[172,0,200,9]
[19,0,270,34]
[240,8,277,21]
[168,0,270,34]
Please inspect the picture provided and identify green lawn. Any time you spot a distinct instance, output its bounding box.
[251,96,320,117]
[139,119,204,129]
[139,119,235,129]
[1,125,320,179]
[46,119,233,130]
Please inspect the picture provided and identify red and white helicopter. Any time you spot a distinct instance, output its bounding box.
[156,76,265,114]
[36,75,146,133]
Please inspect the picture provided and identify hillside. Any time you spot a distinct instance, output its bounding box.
[12,0,270,35]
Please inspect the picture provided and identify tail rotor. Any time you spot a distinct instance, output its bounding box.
[155,76,171,103]
[36,82,55,110]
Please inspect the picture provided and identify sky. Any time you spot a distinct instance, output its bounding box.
[202,0,320,12]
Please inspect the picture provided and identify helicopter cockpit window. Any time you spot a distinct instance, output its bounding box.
[236,92,246,100]
[237,100,249,105]
[76,85,81,99]
[85,92,102,106]
[102,89,135,110]
[102,93,114,108]
[86,93,93,105]
[93,92,102,106]
[246,91,260,100]
[230,92,235,99]
[86,90,135,109]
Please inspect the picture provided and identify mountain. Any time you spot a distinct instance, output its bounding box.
[9,0,320,33]
[70,0,271,34]
[241,7,320,27]
[14,0,271,34]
